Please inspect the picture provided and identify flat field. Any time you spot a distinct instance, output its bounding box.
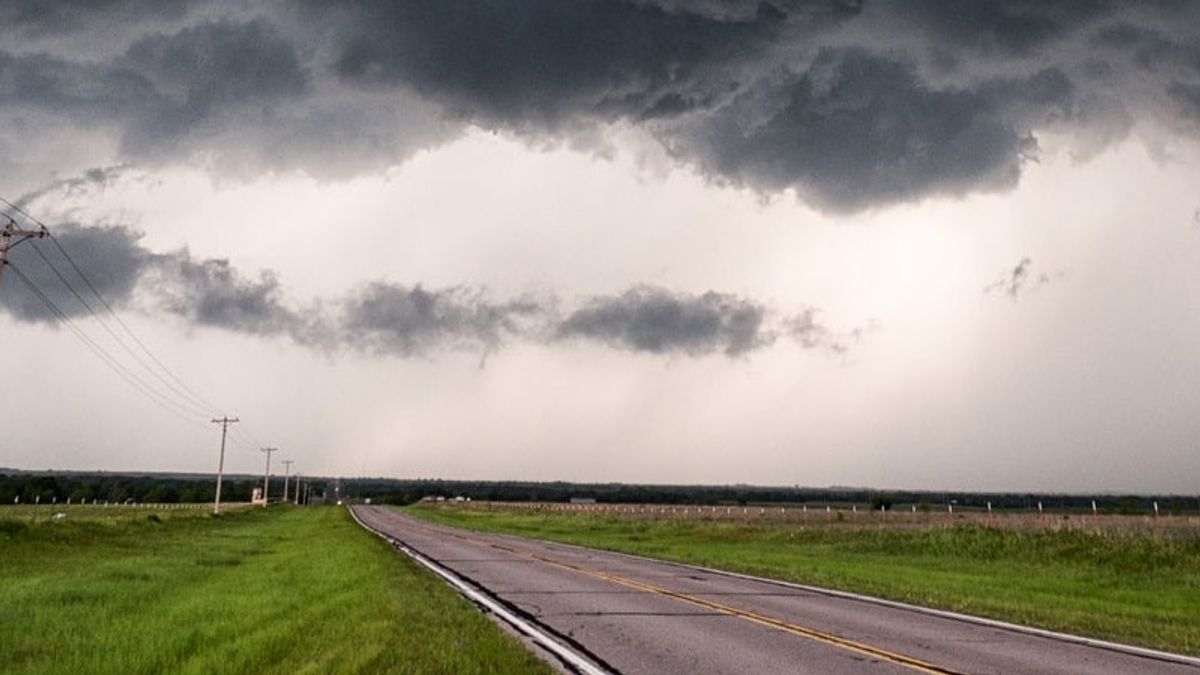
[2,502,245,524]
[0,505,552,675]
[408,502,1200,655]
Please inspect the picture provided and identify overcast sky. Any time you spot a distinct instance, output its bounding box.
[2,1,1199,493]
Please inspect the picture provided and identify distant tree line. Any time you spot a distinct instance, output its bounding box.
[0,473,325,505]
[2,472,1195,514]
[339,478,1199,514]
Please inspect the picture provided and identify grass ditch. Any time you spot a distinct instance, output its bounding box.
[407,504,1200,655]
[0,505,553,675]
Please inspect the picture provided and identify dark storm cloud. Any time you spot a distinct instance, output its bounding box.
[1169,82,1200,123]
[882,0,1114,57]
[340,283,546,356]
[0,19,309,161]
[0,217,307,336]
[671,49,1073,210]
[1093,22,1200,75]
[295,0,1193,209]
[0,50,159,120]
[557,286,769,356]
[116,20,308,153]
[0,222,147,323]
[320,0,801,127]
[5,1,1200,209]
[147,254,304,337]
[3,220,849,359]
[0,0,191,37]
[0,15,449,182]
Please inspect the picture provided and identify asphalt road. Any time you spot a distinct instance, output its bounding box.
[352,505,1199,675]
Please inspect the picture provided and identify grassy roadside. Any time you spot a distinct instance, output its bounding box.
[0,506,553,675]
[406,504,1200,655]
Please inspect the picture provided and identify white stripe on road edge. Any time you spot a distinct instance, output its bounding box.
[519,531,1200,669]
[348,506,614,675]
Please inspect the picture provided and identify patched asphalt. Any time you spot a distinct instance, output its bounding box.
[353,506,1200,675]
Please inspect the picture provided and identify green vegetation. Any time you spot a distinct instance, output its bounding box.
[0,505,552,675]
[0,472,295,505]
[408,505,1200,655]
[2,503,232,526]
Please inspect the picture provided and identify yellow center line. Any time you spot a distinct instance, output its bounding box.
[416,519,968,675]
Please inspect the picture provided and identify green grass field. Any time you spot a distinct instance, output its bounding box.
[407,504,1200,655]
[0,505,552,675]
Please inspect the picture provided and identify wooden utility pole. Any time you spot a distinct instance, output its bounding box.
[281,459,294,506]
[211,416,239,514]
[260,447,278,506]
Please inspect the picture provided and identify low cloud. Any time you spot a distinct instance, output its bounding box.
[984,257,1064,300]
[340,283,546,357]
[2,220,858,360]
[147,254,303,337]
[787,308,877,354]
[15,166,129,210]
[557,286,769,356]
[0,221,147,323]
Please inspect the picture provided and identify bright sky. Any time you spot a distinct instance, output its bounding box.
[2,2,1198,492]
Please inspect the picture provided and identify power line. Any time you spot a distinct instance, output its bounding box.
[24,240,214,420]
[4,260,209,429]
[44,229,224,416]
[3,198,273,474]
[2,197,231,426]
[3,198,225,418]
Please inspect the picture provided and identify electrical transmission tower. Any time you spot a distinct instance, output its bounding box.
[0,218,47,289]
[260,447,278,506]
[212,416,239,514]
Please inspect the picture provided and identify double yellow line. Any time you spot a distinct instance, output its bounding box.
[423,520,967,674]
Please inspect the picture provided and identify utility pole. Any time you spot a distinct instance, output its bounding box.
[211,416,239,514]
[0,218,47,290]
[295,475,302,505]
[281,460,294,506]
[260,447,277,506]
